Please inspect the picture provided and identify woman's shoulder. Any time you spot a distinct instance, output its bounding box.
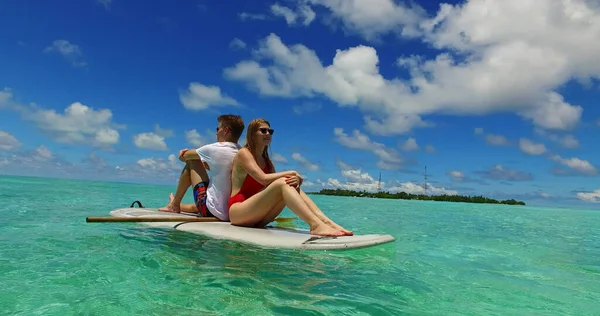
[233,147,253,164]
[235,147,252,157]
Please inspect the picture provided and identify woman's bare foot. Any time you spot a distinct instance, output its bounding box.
[327,222,353,236]
[310,223,345,237]
[317,217,353,236]
[158,193,181,213]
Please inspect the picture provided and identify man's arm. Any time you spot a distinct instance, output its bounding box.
[178,149,211,170]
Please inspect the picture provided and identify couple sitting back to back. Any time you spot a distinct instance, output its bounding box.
[159,114,351,237]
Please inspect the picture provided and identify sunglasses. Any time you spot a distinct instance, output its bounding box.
[259,128,275,135]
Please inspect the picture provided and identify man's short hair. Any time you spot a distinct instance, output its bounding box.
[218,114,245,142]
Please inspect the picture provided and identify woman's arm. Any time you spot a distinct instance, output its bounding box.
[238,149,295,185]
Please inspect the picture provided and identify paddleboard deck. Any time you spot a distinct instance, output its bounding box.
[110,208,395,250]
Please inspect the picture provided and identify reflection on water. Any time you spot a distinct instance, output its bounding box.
[114,225,406,315]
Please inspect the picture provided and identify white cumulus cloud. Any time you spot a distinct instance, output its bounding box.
[519,138,547,156]
[550,155,597,176]
[271,2,316,26]
[577,189,600,203]
[44,39,87,67]
[179,82,240,111]
[0,131,21,151]
[333,127,403,170]
[226,0,599,135]
[292,152,320,171]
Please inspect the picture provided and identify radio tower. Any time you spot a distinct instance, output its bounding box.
[423,165,428,194]
[377,172,382,192]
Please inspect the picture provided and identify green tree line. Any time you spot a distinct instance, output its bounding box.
[309,189,526,205]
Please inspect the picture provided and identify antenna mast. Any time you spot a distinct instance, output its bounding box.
[377,172,381,192]
[423,165,428,194]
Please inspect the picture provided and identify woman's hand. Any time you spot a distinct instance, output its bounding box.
[285,171,303,189]
[285,174,301,188]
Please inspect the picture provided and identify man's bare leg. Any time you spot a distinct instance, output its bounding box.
[161,193,198,213]
[159,160,209,213]
[298,189,353,235]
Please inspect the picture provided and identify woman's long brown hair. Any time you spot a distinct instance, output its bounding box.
[244,118,273,173]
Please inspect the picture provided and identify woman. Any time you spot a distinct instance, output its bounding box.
[228,118,353,237]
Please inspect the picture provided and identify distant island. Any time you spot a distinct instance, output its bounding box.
[308,189,526,206]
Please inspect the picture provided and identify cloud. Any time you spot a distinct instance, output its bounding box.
[476,165,533,181]
[44,40,87,68]
[292,101,321,115]
[270,2,316,26]
[19,102,122,150]
[0,88,12,105]
[238,12,268,21]
[336,160,375,184]
[324,159,457,195]
[306,0,426,41]
[550,155,598,176]
[229,38,247,50]
[1,89,125,150]
[472,127,594,177]
[485,134,510,146]
[225,0,600,135]
[148,124,173,139]
[97,0,112,10]
[82,151,109,169]
[184,129,208,148]
[519,138,547,155]
[272,153,288,163]
[333,127,403,170]
[576,189,600,203]
[483,134,509,146]
[292,152,320,171]
[425,145,436,153]
[35,145,53,159]
[534,128,579,149]
[448,170,465,182]
[133,134,167,151]
[0,145,77,178]
[387,181,458,196]
[133,125,173,151]
[447,169,488,185]
[137,154,179,172]
[474,128,511,146]
[400,137,419,152]
[179,82,240,111]
[0,131,21,151]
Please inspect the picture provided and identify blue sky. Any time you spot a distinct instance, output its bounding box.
[1,0,600,207]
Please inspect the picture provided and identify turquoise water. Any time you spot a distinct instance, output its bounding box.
[1,175,598,315]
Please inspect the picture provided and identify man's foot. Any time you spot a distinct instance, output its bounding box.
[158,193,181,213]
[310,223,345,237]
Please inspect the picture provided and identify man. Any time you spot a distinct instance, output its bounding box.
[158,114,244,222]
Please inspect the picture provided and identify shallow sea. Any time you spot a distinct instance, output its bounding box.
[0,175,598,315]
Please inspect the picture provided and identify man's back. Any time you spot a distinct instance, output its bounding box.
[196,142,241,221]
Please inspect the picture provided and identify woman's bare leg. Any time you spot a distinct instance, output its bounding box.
[229,178,344,236]
[254,199,286,228]
[298,189,353,235]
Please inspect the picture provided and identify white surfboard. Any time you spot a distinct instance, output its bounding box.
[109,208,395,250]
